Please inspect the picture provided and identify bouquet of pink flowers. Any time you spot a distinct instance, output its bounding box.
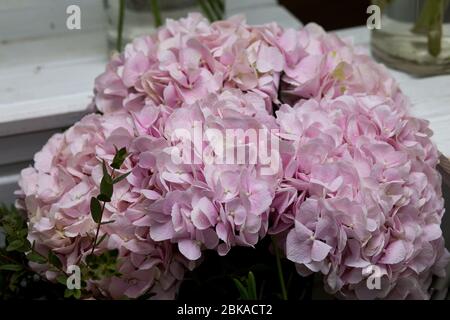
[9,14,449,300]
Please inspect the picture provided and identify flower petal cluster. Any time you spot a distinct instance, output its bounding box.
[273,96,449,299]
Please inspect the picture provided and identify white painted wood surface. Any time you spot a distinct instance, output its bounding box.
[0,1,449,204]
[0,0,105,42]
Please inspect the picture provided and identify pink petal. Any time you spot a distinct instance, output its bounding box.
[150,221,175,241]
[311,239,332,262]
[286,230,313,264]
[178,239,201,261]
[379,240,407,264]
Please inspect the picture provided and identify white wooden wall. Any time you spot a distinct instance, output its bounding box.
[0,1,106,204]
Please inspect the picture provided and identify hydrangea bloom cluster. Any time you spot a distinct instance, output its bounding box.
[94,14,284,114]
[17,112,193,299]
[272,96,448,299]
[17,13,448,299]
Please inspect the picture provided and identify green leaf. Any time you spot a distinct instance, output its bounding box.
[48,251,63,269]
[57,274,68,286]
[8,270,25,292]
[2,225,14,236]
[97,194,111,203]
[247,271,257,300]
[85,249,120,282]
[64,288,73,298]
[6,239,24,252]
[27,252,47,264]
[0,264,23,271]
[112,172,131,184]
[85,254,96,266]
[90,197,103,224]
[109,249,119,258]
[18,229,28,238]
[111,147,128,169]
[73,289,82,299]
[100,176,113,200]
[233,278,249,300]
[16,239,32,252]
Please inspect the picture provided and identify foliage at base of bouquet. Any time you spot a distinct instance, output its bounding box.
[0,205,63,299]
[0,148,130,300]
[0,204,123,300]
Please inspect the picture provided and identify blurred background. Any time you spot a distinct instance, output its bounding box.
[280,0,371,30]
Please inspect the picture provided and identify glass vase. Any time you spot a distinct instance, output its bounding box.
[371,0,450,76]
[104,0,198,53]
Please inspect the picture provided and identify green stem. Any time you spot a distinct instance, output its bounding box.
[116,0,126,52]
[90,168,115,256]
[217,0,225,12]
[428,7,443,56]
[412,0,448,57]
[90,202,106,256]
[197,0,216,22]
[150,0,162,28]
[207,0,223,20]
[271,237,288,300]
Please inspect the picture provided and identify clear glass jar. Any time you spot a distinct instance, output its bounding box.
[371,0,450,76]
[104,0,198,53]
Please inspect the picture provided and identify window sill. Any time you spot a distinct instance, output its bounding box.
[0,30,107,137]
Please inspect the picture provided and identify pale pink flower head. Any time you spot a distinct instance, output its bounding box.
[278,23,400,104]
[272,94,449,299]
[144,90,282,259]
[17,112,193,299]
[93,14,285,115]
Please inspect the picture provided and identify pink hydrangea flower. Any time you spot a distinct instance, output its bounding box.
[277,23,400,104]
[17,112,193,299]
[93,13,285,114]
[271,95,449,299]
[128,90,281,258]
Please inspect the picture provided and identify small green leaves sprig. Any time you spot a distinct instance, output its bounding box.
[89,146,130,256]
[0,205,68,298]
[0,147,130,299]
[85,249,121,281]
[73,146,130,299]
[197,0,225,22]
